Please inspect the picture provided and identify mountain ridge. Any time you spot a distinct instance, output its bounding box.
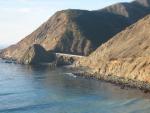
[1,0,150,63]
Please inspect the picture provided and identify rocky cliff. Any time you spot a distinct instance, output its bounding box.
[18,44,55,64]
[1,0,150,62]
[77,14,150,83]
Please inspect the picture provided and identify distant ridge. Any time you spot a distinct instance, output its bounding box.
[1,0,150,61]
[134,0,150,7]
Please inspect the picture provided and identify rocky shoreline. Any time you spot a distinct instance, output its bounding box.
[1,57,150,93]
[73,69,150,93]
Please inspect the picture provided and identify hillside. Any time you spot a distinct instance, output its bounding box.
[77,14,150,83]
[1,0,150,62]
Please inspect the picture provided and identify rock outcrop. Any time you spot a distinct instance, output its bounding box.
[1,0,150,62]
[77,14,150,83]
[18,44,55,64]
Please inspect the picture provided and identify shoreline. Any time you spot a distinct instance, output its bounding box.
[1,58,150,94]
[72,70,150,94]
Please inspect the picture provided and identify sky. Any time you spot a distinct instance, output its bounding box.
[0,0,133,47]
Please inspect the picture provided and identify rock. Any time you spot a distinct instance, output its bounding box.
[19,44,55,64]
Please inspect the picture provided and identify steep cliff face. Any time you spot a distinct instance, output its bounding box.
[1,0,150,61]
[78,15,150,83]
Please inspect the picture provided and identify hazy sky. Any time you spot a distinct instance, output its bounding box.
[0,0,132,46]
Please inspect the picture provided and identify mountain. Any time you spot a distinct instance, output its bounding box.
[1,0,150,61]
[77,14,150,83]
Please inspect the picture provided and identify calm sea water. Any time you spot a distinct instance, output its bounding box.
[0,59,150,113]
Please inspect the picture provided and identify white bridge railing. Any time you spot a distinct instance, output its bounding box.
[55,53,84,58]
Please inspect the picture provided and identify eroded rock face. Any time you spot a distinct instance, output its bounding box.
[1,0,150,61]
[77,15,150,83]
[19,44,55,64]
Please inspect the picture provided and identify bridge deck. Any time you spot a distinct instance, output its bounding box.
[55,53,84,58]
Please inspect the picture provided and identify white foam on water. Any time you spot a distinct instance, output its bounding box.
[65,73,77,78]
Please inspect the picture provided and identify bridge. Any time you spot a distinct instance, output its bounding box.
[55,53,84,58]
[54,53,85,66]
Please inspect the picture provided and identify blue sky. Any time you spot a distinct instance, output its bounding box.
[0,0,132,46]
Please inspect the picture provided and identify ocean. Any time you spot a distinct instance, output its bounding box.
[0,59,150,113]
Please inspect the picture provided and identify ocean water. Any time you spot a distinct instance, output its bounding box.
[0,59,150,113]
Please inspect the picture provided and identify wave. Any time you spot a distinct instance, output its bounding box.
[64,73,77,78]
